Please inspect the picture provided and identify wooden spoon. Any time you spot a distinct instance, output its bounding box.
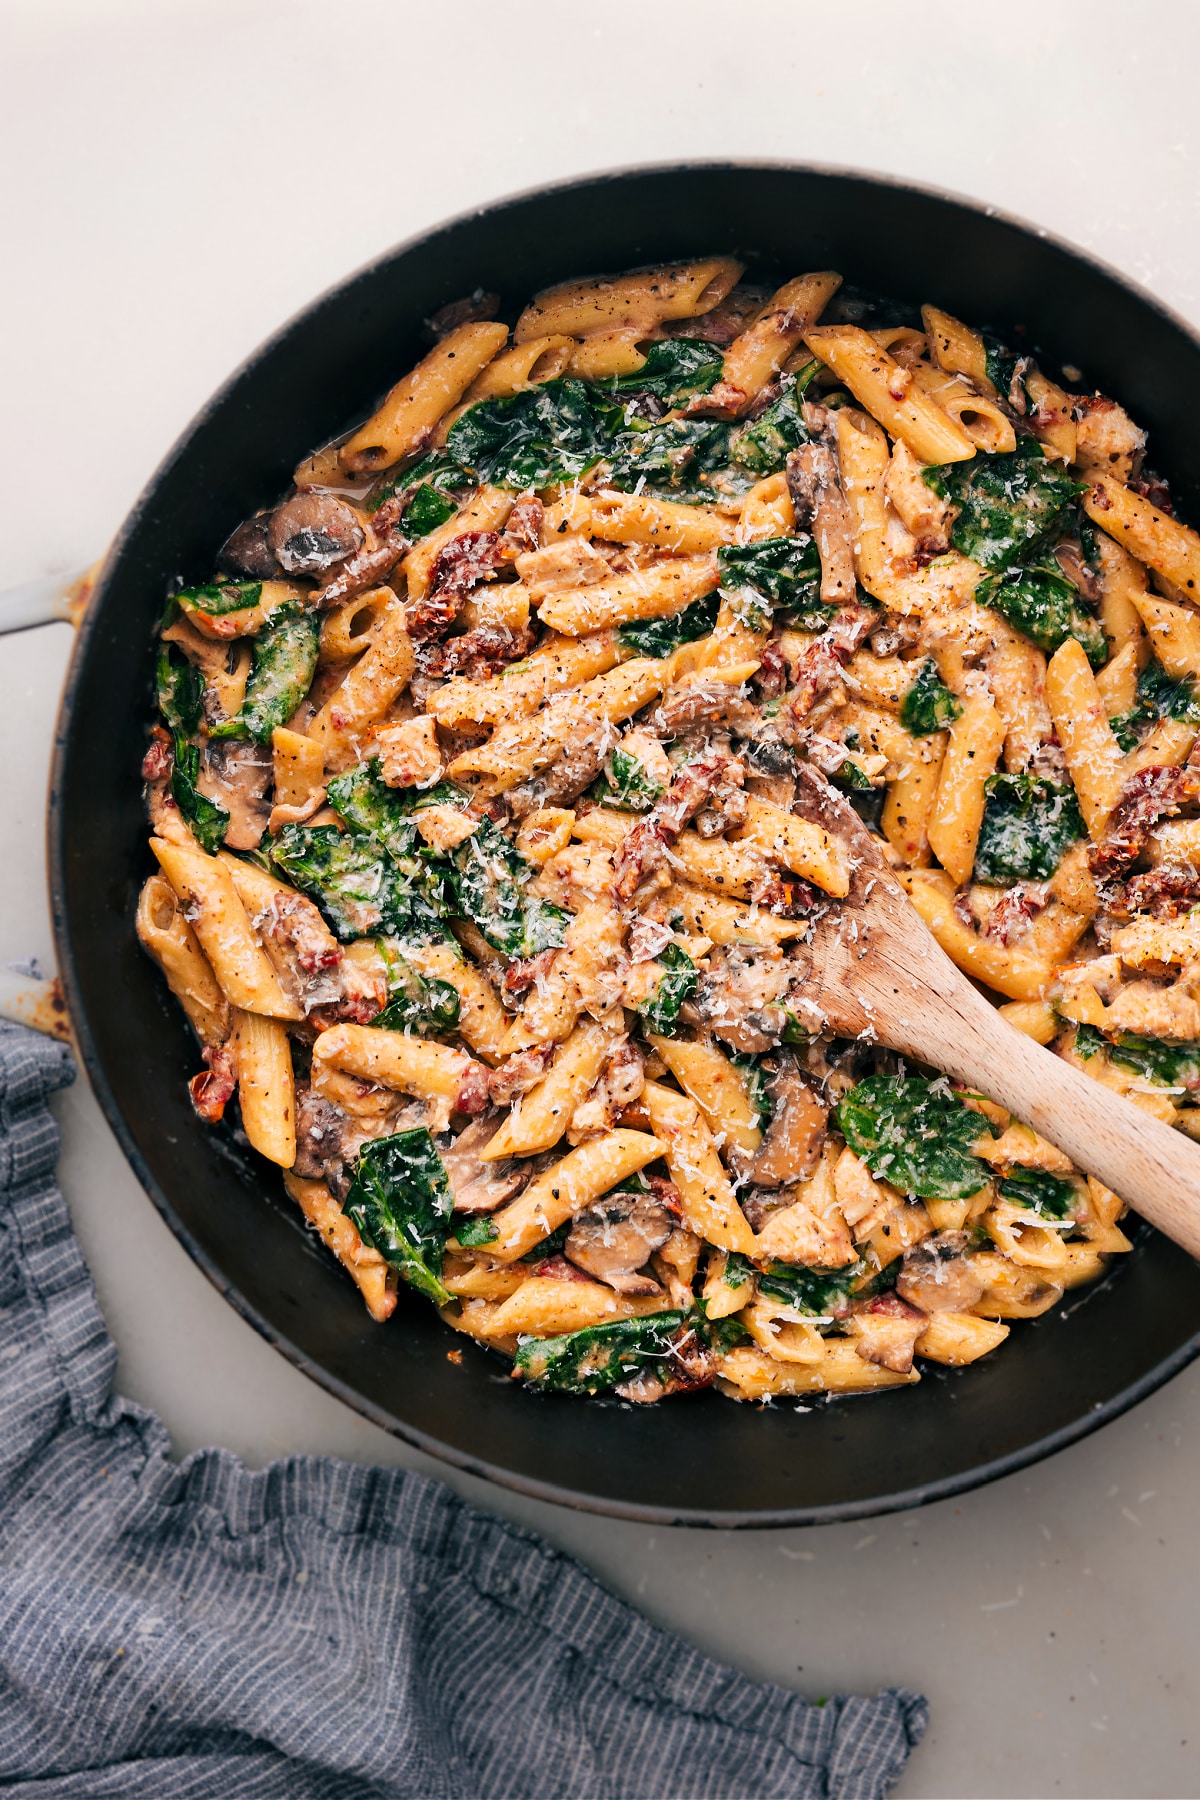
[787,766,1200,1259]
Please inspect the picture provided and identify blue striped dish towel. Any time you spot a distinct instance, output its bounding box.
[0,1018,926,1798]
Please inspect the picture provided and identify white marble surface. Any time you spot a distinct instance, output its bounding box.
[5,3,1200,1794]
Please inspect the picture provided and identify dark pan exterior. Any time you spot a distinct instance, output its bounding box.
[50,162,1200,1526]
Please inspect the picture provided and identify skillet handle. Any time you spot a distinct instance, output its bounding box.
[0,564,99,636]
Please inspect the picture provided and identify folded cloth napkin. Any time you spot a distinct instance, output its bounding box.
[0,1019,926,1799]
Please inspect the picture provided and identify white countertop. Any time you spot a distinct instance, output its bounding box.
[5,4,1200,1793]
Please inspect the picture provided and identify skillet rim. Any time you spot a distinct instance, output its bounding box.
[48,155,1200,1528]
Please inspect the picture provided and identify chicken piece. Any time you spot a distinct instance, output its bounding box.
[844,1292,928,1373]
[488,1043,556,1106]
[883,440,950,553]
[195,740,272,850]
[682,942,793,1054]
[514,536,612,595]
[786,439,856,603]
[567,1040,646,1143]
[895,1232,987,1313]
[1075,394,1147,484]
[376,716,444,789]
[746,1053,828,1187]
[564,1192,674,1295]
[441,1112,534,1213]
[612,751,745,902]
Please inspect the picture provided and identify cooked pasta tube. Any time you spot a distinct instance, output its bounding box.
[1128,589,1200,679]
[269,726,326,833]
[1044,639,1127,834]
[921,305,992,391]
[308,614,416,772]
[427,630,621,728]
[485,1278,671,1338]
[403,940,511,1064]
[647,1036,764,1161]
[340,321,509,473]
[926,693,1007,884]
[642,1080,757,1255]
[150,838,302,1019]
[481,1019,619,1159]
[514,258,743,341]
[135,873,230,1045]
[902,871,1055,1001]
[730,797,851,896]
[804,326,977,464]
[537,554,718,636]
[908,364,1016,455]
[460,334,575,401]
[312,1023,478,1105]
[717,1342,919,1399]
[1085,472,1200,601]
[283,1172,395,1322]
[719,271,841,403]
[230,1009,296,1167]
[583,491,736,554]
[447,658,667,793]
[485,1130,667,1262]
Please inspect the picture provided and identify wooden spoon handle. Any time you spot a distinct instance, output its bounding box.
[902,985,1200,1260]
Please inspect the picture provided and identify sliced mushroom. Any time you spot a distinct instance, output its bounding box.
[747,1052,828,1187]
[895,1231,987,1313]
[217,514,283,579]
[269,492,365,575]
[442,1111,534,1213]
[196,740,272,850]
[683,943,792,1054]
[565,1192,674,1294]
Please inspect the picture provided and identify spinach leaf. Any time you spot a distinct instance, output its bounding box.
[636,943,697,1038]
[605,415,731,496]
[717,535,827,631]
[899,658,962,736]
[590,747,664,812]
[343,1128,454,1307]
[836,1075,992,1199]
[756,1258,879,1318]
[454,1215,499,1248]
[617,590,720,658]
[727,364,819,476]
[1078,1025,1200,1091]
[365,451,468,536]
[513,1310,686,1394]
[372,947,461,1036]
[610,337,724,406]
[446,380,607,489]
[925,440,1081,571]
[326,761,426,863]
[156,645,203,735]
[975,563,1107,667]
[973,773,1084,885]
[175,579,264,617]
[983,336,1022,405]
[447,817,569,958]
[998,1169,1077,1222]
[169,737,229,855]
[719,1251,755,1291]
[1110,656,1200,751]
[209,603,321,744]
[271,824,443,942]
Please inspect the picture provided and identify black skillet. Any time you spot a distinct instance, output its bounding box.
[49,162,1200,1526]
